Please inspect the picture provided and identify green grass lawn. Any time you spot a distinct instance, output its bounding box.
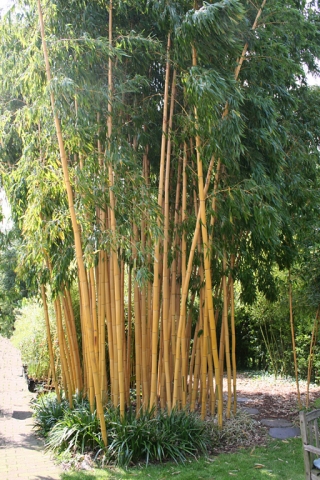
[61,437,304,480]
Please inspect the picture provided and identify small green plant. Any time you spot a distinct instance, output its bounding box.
[46,403,103,454]
[32,392,68,437]
[71,391,91,411]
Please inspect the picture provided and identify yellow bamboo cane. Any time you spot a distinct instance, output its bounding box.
[207,332,215,415]
[61,295,77,395]
[65,289,83,391]
[200,283,209,420]
[37,0,107,445]
[105,255,114,402]
[98,250,107,404]
[133,225,142,413]
[162,69,176,412]
[170,157,182,375]
[192,45,222,426]
[54,297,73,407]
[41,284,61,402]
[191,314,202,411]
[108,242,118,405]
[121,258,129,404]
[62,292,82,392]
[149,34,171,410]
[127,266,132,401]
[188,321,199,397]
[140,215,149,406]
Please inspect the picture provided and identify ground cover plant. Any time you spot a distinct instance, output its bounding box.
[29,370,315,480]
[32,392,68,437]
[48,405,103,455]
[32,394,209,466]
[105,406,208,466]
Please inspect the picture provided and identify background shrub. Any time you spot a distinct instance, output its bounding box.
[11,298,57,378]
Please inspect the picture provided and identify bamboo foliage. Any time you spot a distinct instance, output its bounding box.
[3,0,319,435]
[33,0,270,427]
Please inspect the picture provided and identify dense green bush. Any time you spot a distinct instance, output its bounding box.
[235,270,320,381]
[11,298,57,378]
[47,403,103,454]
[0,239,28,338]
[32,393,68,437]
[105,406,208,466]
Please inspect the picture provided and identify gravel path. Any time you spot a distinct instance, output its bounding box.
[0,336,62,480]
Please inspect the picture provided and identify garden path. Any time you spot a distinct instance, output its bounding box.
[0,336,62,480]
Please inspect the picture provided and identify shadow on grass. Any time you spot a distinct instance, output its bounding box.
[60,460,209,480]
[61,469,147,480]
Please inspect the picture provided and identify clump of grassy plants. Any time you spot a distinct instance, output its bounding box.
[32,392,68,437]
[105,406,209,466]
[33,393,266,466]
[32,394,210,467]
[33,394,268,467]
[47,404,103,454]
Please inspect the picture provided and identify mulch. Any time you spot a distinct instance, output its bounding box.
[234,373,320,423]
[210,373,320,453]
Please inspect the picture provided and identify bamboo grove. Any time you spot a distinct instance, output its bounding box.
[0,0,320,444]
